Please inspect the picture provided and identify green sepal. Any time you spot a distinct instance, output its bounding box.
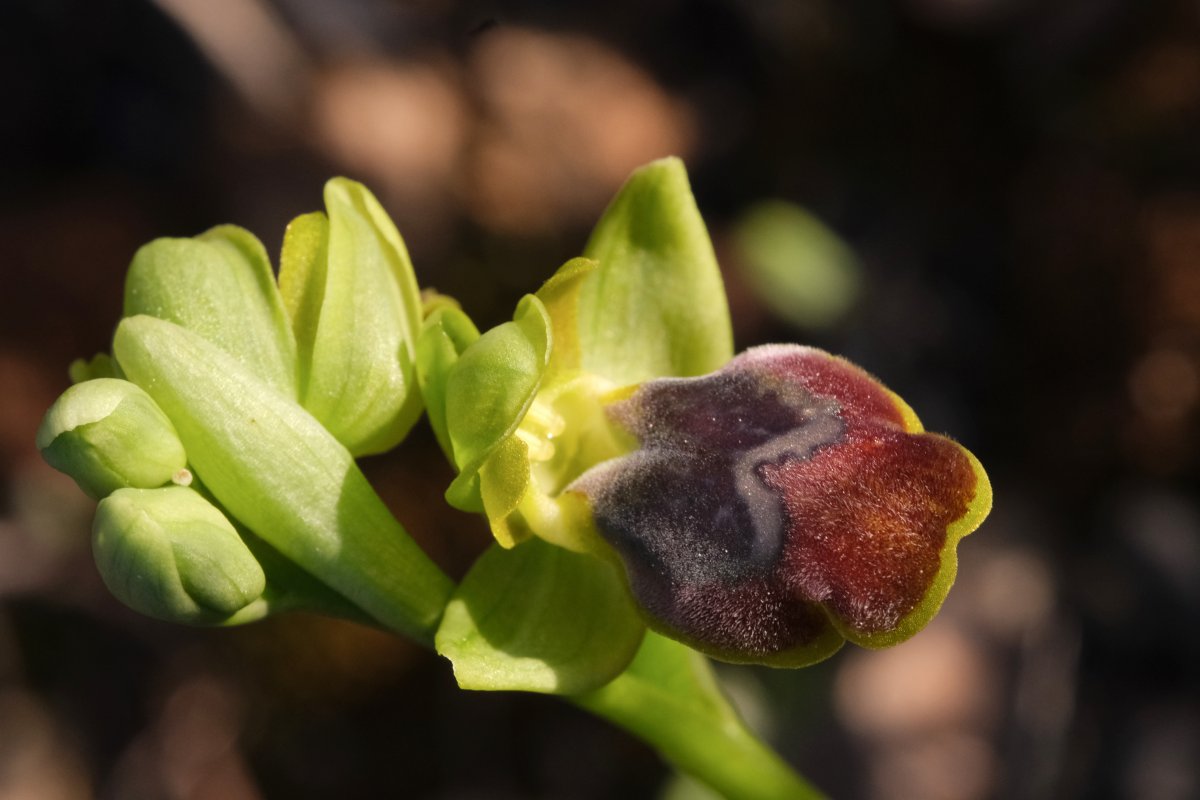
[93,486,267,623]
[416,305,481,462]
[113,315,454,643]
[280,178,425,456]
[278,211,329,389]
[37,378,188,499]
[124,225,297,397]
[579,157,733,385]
[435,538,645,694]
[532,256,597,379]
[443,294,552,509]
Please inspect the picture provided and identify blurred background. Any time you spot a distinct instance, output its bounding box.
[2,0,1198,798]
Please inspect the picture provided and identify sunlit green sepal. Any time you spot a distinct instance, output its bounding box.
[124,226,297,397]
[279,178,424,456]
[93,486,267,623]
[113,314,454,642]
[37,378,188,499]
[579,156,733,385]
[278,211,328,379]
[443,294,552,510]
[532,257,597,378]
[435,538,644,694]
[416,304,481,462]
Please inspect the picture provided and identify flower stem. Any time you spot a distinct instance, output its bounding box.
[572,632,827,800]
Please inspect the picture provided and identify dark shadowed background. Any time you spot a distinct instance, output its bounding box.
[1,1,1198,798]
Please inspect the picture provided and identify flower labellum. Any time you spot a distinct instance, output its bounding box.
[572,344,992,667]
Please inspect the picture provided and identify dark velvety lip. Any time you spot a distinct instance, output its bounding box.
[573,344,992,667]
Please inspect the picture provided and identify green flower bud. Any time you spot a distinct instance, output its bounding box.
[114,314,453,641]
[278,178,424,456]
[124,226,298,398]
[93,486,266,623]
[37,379,188,499]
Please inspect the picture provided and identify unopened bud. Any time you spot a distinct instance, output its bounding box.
[37,378,188,499]
[93,486,266,623]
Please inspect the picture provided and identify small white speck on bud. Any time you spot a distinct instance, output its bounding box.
[172,468,193,487]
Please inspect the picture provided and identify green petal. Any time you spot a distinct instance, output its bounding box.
[435,538,645,694]
[282,178,425,456]
[443,294,552,508]
[113,315,453,643]
[478,435,533,548]
[124,226,297,397]
[579,157,733,385]
[416,305,481,462]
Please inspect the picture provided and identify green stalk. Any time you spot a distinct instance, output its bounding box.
[573,632,827,800]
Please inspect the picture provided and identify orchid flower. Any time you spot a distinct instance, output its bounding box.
[37,159,990,800]
[423,158,991,690]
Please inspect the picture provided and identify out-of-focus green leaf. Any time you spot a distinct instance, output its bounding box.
[68,352,123,383]
[734,201,862,330]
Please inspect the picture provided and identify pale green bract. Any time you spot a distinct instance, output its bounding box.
[435,538,644,694]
